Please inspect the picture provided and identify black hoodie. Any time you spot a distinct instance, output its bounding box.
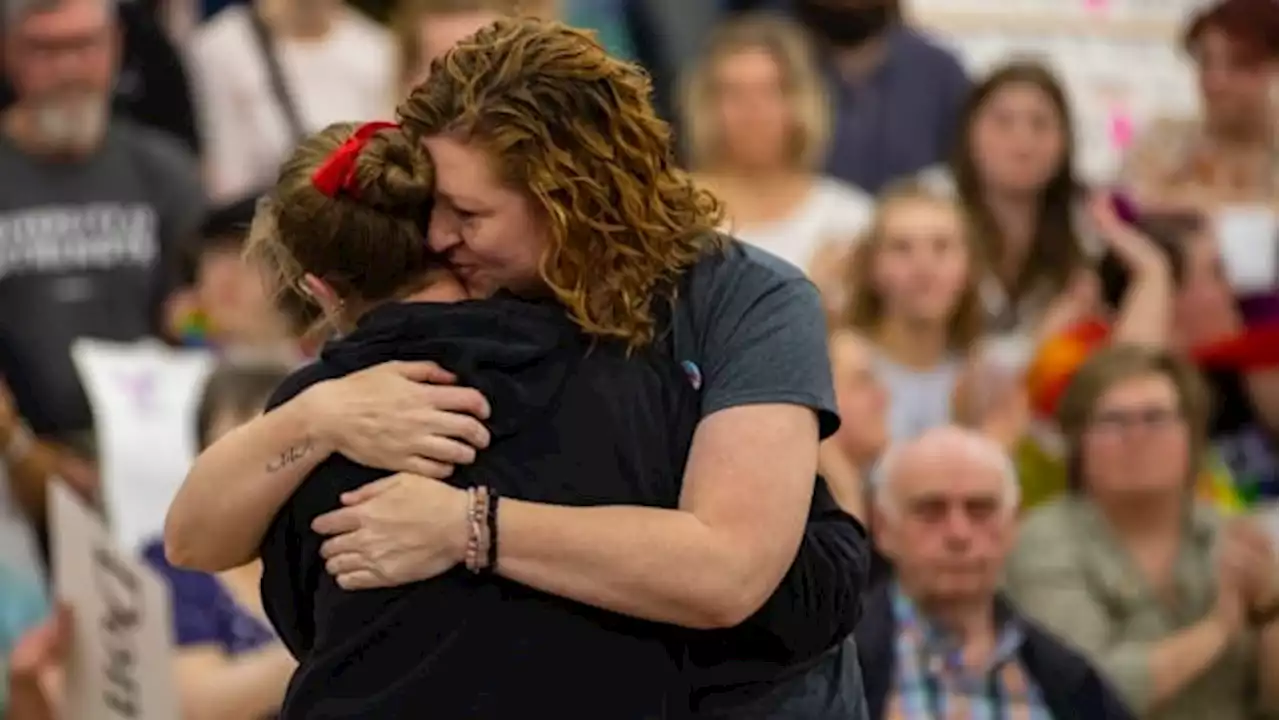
[259,296,698,719]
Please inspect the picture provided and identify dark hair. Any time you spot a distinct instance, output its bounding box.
[175,195,263,286]
[398,17,725,348]
[195,362,292,450]
[245,122,439,331]
[951,60,1086,304]
[1097,212,1204,309]
[1185,0,1279,65]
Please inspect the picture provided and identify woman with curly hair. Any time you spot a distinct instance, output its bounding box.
[238,119,704,717]
[166,16,868,720]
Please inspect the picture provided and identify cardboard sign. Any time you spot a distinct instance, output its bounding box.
[50,482,179,720]
[1215,206,1278,294]
[71,339,214,552]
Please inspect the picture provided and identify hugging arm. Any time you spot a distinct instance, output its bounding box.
[164,371,333,571]
[492,401,818,627]
[164,361,486,572]
[470,272,843,630]
[741,481,869,660]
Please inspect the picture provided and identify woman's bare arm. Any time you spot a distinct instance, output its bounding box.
[164,361,490,573]
[493,404,817,628]
[164,392,331,571]
[175,645,296,720]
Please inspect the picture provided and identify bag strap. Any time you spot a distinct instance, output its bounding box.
[247,8,306,142]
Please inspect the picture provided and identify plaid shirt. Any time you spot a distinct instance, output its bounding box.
[886,586,1054,720]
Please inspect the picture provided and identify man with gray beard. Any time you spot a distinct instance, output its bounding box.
[0,0,202,541]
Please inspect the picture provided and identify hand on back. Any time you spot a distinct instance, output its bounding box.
[309,361,492,478]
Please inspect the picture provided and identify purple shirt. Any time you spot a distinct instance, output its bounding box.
[824,27,970,194]
[141,540,275,655]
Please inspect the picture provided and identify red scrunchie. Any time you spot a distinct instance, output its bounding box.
[310,121,400,198]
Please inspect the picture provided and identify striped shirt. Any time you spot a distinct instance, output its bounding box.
[886,586,1053,720]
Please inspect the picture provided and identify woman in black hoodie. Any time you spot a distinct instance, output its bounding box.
[251,121,700,718]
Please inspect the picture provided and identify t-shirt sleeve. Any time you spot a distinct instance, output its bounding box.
[687,245,840,438]
[139,540,226,648]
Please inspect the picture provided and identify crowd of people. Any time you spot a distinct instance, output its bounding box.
[0,0,1277,718]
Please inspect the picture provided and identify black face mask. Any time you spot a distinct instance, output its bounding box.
[794,1,894,49]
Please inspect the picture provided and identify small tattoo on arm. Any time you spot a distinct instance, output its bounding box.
[266,438,314,473]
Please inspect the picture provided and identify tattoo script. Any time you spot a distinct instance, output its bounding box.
[266,438,314,473]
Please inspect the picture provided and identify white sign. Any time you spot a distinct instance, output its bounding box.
[1215,205,1278,294]
[72,339,214,551]
[50,482,179,720]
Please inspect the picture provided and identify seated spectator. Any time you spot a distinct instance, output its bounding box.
[1007,345,1279,720]
[790,0,969,194]
[0,0,203,535]
[1098,213,1277,503]
[841,181,1021,445]
[141,361,295,720]
[1121,0,1277,211]
[681,14,871,279]
[392,0,560,93]
[169,197,302,360]
[819,328,888,519]
[924,61,1096,358]
[854,426,1132,719]
[392,0,514,93]
[190,0,397,201]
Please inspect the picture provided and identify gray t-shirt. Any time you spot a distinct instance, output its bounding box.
[0,121,203,439]
[672,240,838,437]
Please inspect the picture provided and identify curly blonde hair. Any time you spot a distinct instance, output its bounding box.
[841,180,985,353]
[245,122,439,330]
[397,16,725,347]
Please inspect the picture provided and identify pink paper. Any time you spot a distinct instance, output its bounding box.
[1108,109,1134,150]
[1083,0,1107,9]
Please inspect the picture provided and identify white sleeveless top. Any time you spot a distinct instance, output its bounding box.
[729,177,873,273]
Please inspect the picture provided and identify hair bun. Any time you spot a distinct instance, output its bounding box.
[351,127,435,215]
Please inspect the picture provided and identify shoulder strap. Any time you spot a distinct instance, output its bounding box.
[247,9,306,142]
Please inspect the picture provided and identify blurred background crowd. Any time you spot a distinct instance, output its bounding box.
[0,0,1277,717]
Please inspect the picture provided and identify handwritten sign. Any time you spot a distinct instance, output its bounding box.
[72,339,214,551]
[50,482,179,720]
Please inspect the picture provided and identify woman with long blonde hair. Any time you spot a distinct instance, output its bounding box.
[682,14,871,279]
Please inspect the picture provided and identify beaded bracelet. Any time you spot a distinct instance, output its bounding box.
[474,486,490,573]
[464,487,481,573]
[485,488,500,573]
[466,486,496,574]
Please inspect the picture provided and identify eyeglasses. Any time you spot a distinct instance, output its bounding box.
[1087,406,1182,435]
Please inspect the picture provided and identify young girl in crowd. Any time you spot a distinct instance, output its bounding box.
[142,362,296,720]
[841,181,1011,445]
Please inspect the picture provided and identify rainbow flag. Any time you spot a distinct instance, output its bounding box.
[1198,450,1250,516]
[171,308,214,348]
